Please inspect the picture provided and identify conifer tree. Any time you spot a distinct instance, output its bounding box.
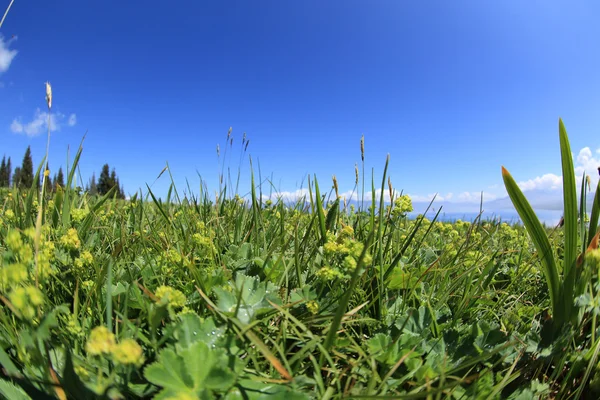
[20,146,34,189]
[98,164,111,195]
[0,156,6,187]
[89,173,98,196]
[56,167,65,189]
[13,167,21,188]
[6,157,11,187]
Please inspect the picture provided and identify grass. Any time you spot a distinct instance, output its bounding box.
[0,122,599,399]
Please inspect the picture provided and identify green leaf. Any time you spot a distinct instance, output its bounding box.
[145,342,237,396]
[559,118,578,321]
[502,166,562,326]
[0,379,32,400]
[174,315,226,350]
[589,180,600,247]
[214,274,280,324]
[144,348,193,391]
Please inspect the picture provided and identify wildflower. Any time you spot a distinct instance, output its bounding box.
[74,250,94,269]
[392,195,413,218]
[9,286,43,320]
[587,249,600,270]
[0,263,28,286]
[306,300,319,314]
[86,326,116,355]
[154,286,186,308]
[44,169,50,177]
[3,209,15,221]
[111,339,144,367]
[71,208,89,223]
[60,228,81,250]
[316,266,343,281]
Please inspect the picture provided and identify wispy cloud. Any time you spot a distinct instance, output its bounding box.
[11,108,77,137]
[0,35,17,74]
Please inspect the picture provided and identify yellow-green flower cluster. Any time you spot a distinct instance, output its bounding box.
[586,249,600,270]
[1,208,15,223]
[306,300,319,314]
[86,326,116,355]
[60,228,81,250]
[71,208,89,223]
[392,195,413,218]
[155,286,186,308]
[74,250,94,270]
[5,230,33,264]
[111,338,145,367]
[319,225,372,281]
[9,285,44,320]
[85,326,144,367]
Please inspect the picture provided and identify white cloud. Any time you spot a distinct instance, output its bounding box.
[0,35,17,74]
[262,188,311,203]
[517,173,563,192]
[10,108,76,137]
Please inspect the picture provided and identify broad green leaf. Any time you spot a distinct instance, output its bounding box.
[214,274,280,324]
[0,379,32,400]
[502,166,561,325]
[174,315,225,350]
[144,348,193,391]
[559,118,578,321]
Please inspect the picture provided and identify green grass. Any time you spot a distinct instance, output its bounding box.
[0,125,599,399]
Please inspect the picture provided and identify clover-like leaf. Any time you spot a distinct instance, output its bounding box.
[144,341,237,398]
[215,274,281,324]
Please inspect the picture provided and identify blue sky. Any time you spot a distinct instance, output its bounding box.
[1,1,600,211]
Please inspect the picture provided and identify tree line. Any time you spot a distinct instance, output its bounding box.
[0,146,125,198]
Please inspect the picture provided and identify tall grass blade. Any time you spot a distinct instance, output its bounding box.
[558,119,578,322]
[502,166,562,325]
[588,180,600,247]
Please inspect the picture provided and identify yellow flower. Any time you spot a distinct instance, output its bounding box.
[86,326,116,355]
[111,339,144,367]
[154,286,186,308]
[60,228,81,250]
[8,286,43,320]
[74,250,94,270]
[306,300,319,315]
[44,169,50,177]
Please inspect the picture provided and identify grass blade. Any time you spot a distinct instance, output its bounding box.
[502,166,562,325]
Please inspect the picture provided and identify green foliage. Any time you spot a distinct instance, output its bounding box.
[502,119,600,336]
[0,126,598,398]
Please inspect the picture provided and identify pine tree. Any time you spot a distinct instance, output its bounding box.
[0,156,6,187]
[56,167,65,189]
[6,157,11,187]
[98,164,111,195]
[89,173,98,196]
[20,146,34,189]
[13,167,21,188]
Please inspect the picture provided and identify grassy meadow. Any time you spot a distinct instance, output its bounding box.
[0,120,600,399]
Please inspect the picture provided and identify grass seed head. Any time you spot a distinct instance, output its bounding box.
[360,135,364,161]
[332,174,339,198]
[45,82,52,110]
